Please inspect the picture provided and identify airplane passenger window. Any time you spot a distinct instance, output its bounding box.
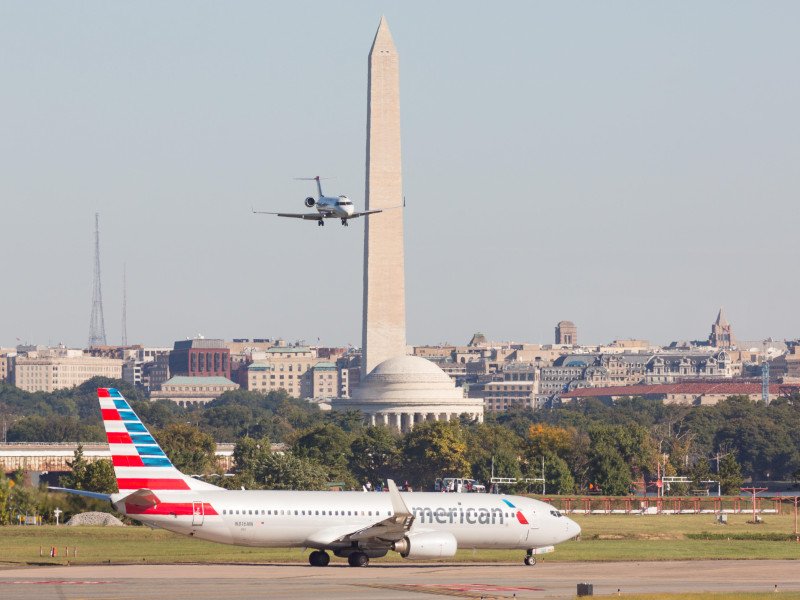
[315,510,319,515]
[294,510,298,515]
[361,511,364,516]
[235,510,239,515]
[261,510,265,515]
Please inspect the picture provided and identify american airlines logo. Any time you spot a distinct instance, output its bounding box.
[410,500,527,525]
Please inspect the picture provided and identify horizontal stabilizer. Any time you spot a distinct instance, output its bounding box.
[48,486,112,502]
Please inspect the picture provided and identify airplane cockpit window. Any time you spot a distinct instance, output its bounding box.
[550,510,562,518]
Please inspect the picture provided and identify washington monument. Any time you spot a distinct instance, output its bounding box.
[362,16,406,377]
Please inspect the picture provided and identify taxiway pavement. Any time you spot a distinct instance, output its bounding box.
[1,560,798,599]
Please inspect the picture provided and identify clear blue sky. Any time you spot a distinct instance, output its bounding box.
[2,2,798,350]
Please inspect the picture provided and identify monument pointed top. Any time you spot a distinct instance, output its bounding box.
[716,306,729,326]
[370,15,396,56]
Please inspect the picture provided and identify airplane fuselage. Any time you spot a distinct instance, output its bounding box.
[315,195,355,219]
[115,489,578,552]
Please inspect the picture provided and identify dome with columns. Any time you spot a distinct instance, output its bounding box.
[332,355,484,432]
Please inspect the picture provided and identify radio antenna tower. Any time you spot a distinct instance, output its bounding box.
[121,263,128,346]
[88,213,107,347]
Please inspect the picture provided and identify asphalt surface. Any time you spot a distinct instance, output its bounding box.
[1,560,798,599]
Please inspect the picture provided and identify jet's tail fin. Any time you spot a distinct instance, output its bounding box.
[98,388,221,494]
[295,176,326,198]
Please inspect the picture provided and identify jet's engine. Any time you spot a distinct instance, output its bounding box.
[392,531,457,560]
[304,197,316,207]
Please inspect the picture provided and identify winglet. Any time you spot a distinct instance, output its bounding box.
[387,479,413,520]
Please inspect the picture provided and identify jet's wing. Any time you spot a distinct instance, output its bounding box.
[332,479,415,544]
[253,210,325,221]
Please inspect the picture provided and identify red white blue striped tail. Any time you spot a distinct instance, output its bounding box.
[98,388,220,494]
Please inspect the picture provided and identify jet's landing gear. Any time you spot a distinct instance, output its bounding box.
[347,551,369,567]
[341,219,349,226]
[524,551,537,566]
[317,220,325,227]
[309,550,330,567]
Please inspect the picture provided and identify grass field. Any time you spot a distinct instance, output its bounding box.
[1,512,798,567]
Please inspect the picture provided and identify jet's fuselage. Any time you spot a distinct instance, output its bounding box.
[114,489,579,550]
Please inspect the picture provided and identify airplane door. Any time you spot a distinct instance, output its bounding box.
[523,509,539,541]
[192,501,204,526]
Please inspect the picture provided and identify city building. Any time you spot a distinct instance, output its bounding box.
[561,381,797,405]
[169,338,230,379]
[555,321,577,346]
[709,307,737,348]
[0,349,13,383]
[239,346,316,398]
[13,349,122,393]
[483,362,541,412]
[149,376,238,406]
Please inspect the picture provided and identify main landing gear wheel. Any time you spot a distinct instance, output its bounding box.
[317,220,325,226]
[524,554,536,566]
[341,219,348,226]
[347,551,369,567]
[309,550,330,567]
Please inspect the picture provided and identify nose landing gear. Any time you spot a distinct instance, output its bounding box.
[317,219,325,227]
[341,218,349,226]
[524,551,537,566]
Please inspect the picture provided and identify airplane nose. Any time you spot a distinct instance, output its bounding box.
[567,517,581,539]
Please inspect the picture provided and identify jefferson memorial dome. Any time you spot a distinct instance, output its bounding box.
[332,355,484,432]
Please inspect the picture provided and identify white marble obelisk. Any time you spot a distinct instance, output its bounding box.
[362,16,406,377]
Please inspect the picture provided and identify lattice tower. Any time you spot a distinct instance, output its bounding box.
[88,213,107,347]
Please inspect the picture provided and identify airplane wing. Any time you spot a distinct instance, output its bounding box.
[332,479,415,544]
[253,210,326,221]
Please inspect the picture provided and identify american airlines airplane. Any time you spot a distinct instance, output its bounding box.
[252,176,402,227]
[52,388,580,567]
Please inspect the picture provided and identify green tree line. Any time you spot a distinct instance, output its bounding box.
[3,378,800,498]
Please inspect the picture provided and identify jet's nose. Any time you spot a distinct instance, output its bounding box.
[565,516,581,540]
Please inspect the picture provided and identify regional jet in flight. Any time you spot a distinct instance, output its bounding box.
[51,388,580,567]
[252,176,402,226]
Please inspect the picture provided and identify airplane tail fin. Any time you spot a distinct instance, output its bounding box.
[98,388,221,494]
[295,176,325,198]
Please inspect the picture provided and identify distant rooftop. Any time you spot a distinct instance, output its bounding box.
[163,376,235,386]
[173,339,225,350]
[266,347,311,354]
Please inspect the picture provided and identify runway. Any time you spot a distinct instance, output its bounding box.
[1,560,798,599]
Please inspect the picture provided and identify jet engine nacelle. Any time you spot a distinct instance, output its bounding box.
[392,531,457,560]
[304,197,316,207]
